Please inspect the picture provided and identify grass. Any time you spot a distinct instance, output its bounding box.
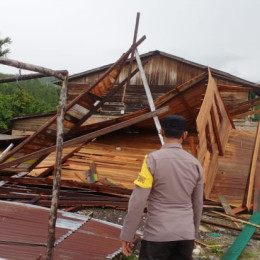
[118,254,138,260]
[240,250,258,259]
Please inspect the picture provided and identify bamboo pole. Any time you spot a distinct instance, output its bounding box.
[46,76,68,259]
[211,210,260,228]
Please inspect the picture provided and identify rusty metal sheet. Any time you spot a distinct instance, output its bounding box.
[0,201,123,259]
[54,219,123,259]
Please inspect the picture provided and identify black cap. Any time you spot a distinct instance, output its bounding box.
[162,115,186,132]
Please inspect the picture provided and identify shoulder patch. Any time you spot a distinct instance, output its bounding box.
[134,155,153,188]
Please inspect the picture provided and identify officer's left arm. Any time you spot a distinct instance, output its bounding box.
[192,164,204,238]
[120,155,153,244]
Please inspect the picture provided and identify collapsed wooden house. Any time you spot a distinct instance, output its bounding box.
[1,46,260,214]
[11,50,259,136]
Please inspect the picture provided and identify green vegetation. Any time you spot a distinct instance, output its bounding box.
[118,254,138,260]
[0,36,11,57]
[0,73,60,130]
[0,36,60,130]
[248,91,260,121]
[205,241,224,257]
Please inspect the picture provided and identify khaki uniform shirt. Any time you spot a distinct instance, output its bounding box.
[120,143,203,242]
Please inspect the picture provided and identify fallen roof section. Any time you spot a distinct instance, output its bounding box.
[0,36,146,173]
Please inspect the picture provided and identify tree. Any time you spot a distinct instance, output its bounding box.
[0,36,12,57]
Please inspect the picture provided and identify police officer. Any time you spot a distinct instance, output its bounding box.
[120,115,203,260]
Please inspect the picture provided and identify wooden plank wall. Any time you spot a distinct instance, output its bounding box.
[69,55,206,116]
[210,130,256,206]
[196,69,233,198]
[11,115,55,136]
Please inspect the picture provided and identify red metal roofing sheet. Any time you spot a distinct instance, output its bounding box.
[0,201,123,259]
[54,219,122,260]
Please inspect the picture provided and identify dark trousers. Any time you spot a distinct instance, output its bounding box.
[139,239,194,260]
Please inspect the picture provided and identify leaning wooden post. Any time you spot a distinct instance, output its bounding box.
[121,12,140,104]
[46,74,68,259]
[246,119,260,210]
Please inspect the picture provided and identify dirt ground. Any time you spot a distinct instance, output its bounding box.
[76,207,260,260]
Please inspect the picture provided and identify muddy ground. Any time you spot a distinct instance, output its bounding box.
[76,207,260,259]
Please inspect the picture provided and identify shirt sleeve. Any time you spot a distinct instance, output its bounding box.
[192,163,204,238]
[121,155,154,241]
[120,185,151,242]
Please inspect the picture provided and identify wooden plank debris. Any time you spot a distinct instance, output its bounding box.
[0,184,129,208]
[0,106,168,171]
[211,210,260,228]
[218,194,241,228]
[201,218,260,240]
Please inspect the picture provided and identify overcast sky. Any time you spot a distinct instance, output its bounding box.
[1,0,259,82]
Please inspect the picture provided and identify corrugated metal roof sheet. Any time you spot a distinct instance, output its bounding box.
[0,201,124,260]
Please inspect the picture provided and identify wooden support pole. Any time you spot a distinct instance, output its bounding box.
[46,76,68,259]
[0,58,68,80]
[0,73,47,83]
[135,49,164,145]
[121,12,140,104]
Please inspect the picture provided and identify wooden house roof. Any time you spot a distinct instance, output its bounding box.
[64,50,257,89]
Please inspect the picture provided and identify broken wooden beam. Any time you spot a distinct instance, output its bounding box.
[218,194,241,228]
[1,176,132,196]
[0,73,47,83]
[0,58,68,80]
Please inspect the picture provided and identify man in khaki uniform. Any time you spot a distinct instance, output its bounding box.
[120,115,203,260]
